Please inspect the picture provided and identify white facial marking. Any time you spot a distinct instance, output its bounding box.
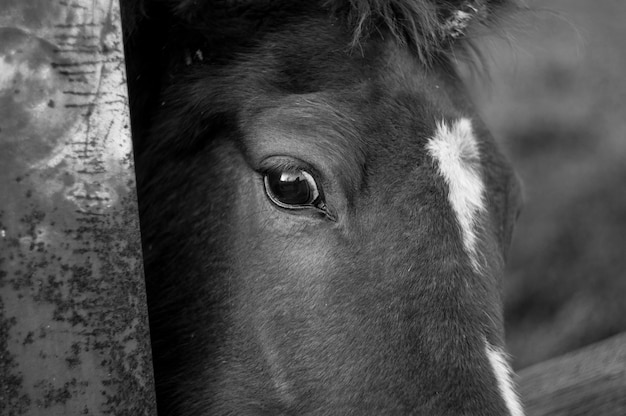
[426,118,485,271]
[486,342,525,416]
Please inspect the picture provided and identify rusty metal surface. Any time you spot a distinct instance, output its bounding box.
[0,0,156,415]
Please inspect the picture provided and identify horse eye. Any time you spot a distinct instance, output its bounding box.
[263,168,321,209]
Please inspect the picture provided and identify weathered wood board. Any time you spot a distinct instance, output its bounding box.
[519,332,626,416]
[0,0,156,415]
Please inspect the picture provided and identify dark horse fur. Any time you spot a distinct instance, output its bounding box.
[122,1,524,415]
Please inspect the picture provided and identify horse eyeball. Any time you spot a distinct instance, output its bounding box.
[264,168,321,209]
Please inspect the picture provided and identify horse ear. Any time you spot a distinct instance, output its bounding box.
[326,0,514,61]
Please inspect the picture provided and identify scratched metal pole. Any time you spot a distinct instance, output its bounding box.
[0,0,156,415]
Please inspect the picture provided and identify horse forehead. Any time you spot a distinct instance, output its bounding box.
[241,89,489,184]
[241,93,366,179]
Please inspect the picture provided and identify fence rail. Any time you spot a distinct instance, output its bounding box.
[518,332,626,416]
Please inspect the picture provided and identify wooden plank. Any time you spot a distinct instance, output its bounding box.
[0,1,156,415]
[518,332,626,416]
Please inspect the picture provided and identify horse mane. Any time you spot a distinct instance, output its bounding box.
[326,0,515,63]
[123,0,517,63]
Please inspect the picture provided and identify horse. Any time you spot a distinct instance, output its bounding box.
[121,0,525,414]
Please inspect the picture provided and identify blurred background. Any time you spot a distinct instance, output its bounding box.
[465,0,626,370]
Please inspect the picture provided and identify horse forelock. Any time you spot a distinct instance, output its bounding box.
[127,0,518,67]
[326,0,495,60]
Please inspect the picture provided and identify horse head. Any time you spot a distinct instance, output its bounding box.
[124,1,525,414]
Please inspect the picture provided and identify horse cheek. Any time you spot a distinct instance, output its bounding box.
[225,166,341,406]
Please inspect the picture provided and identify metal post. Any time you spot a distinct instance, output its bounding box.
[0,1,156,414]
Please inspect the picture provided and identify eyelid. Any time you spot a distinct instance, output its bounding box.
[259,156,323,185]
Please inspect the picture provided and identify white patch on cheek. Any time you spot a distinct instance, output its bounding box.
[426,118,485,271]
[486,342,525,416]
